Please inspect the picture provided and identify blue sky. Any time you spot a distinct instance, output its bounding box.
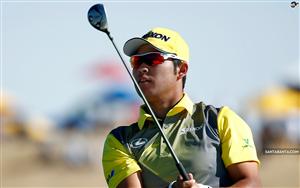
[2,1,299,117]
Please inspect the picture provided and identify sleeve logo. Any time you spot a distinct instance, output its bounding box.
[106,169,115,183]
[130,138,148,148]
[242,138,253,149]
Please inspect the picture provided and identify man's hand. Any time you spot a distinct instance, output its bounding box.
[174,173,199,188]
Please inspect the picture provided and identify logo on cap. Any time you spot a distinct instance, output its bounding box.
[142,31,170,42]
[123,27,189,62]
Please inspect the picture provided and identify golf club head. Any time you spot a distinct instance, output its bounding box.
[87,4,108,33]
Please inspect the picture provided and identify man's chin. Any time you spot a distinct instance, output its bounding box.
[134,85,155,101]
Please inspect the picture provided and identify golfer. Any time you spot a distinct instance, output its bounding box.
[102,27,260,188]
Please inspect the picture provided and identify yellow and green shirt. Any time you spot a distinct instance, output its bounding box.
[102,94,259,188]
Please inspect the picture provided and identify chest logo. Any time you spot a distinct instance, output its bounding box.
[179,127,201,135]
[130,138,148,148]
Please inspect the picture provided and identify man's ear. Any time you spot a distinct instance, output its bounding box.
[177,63,188,79]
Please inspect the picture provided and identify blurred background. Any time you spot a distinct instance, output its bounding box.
[1,1,299,187]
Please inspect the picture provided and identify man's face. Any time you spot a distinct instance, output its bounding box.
[132,45,182,102]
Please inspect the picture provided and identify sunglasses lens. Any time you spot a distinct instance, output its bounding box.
[130,53,165,68]
[130,56,140,68]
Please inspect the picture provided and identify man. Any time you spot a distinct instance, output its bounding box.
[102,27,260,188]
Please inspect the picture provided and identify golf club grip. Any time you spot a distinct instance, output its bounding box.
[176,162,190,181]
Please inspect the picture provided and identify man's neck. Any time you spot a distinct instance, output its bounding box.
[148,92,184,119]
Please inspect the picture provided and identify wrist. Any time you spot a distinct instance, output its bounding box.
[168,181,176,188]
[197,183,212,188]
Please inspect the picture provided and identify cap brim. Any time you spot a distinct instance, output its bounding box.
[123,37,166,56]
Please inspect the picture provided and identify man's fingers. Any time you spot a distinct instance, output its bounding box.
[175,173,198,188]
[178,175,183,181]
[188,173,193,180]
[183,179,196,187]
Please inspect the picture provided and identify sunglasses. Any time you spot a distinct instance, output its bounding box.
[130,52,183,69]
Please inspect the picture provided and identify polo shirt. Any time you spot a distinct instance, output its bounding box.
[102,94,259,188]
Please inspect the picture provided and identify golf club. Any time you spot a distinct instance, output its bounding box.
[87,4,189,181]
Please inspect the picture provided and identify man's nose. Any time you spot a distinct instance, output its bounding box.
[137,63,149,74]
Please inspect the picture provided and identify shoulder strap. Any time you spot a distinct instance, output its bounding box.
[194,102,221,139]
[204,104,221,130]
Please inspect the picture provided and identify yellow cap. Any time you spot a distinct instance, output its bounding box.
[123,27,189,63]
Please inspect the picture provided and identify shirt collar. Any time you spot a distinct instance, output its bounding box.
[137,93,194,129]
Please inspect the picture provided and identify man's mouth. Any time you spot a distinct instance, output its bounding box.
[139,79,150,84]
[138,76,151,84]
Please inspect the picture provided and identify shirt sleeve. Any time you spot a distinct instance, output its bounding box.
[217,106,260,167]
[102,133,141,188]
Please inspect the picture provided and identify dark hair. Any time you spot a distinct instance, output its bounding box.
[172,60,187,89]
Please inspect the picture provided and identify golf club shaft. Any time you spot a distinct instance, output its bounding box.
[105,31,189,181]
